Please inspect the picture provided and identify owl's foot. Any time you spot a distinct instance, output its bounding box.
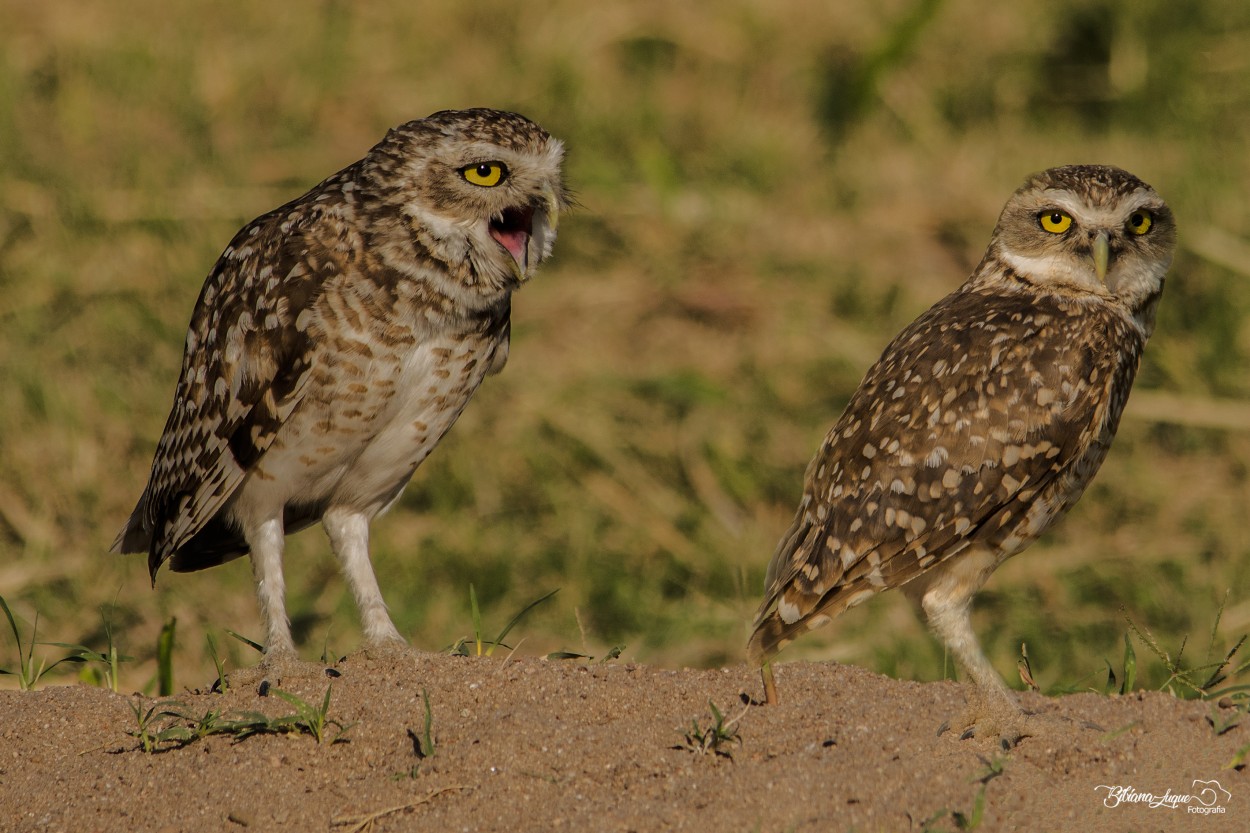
[225,650,333,693]
[940,687,1039,749]
[359,635,416,663]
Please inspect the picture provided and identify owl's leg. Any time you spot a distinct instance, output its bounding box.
[247,516,296,658]
[220,515,329,688]
[323,507,406,649]
[922,590,1024,736]
[905,548,1033,746]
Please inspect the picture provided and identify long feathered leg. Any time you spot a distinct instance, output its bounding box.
[322,507,405,647]
[247,516,296,657]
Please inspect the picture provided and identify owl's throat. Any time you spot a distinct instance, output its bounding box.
[489,206,535,267]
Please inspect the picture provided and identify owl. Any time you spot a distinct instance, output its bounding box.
[748,165,1176,743]
[113,109,569,667]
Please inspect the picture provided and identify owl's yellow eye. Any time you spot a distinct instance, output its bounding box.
[1038,211,1073,234]
[460,162,508,187]
[1127,210,1153,235]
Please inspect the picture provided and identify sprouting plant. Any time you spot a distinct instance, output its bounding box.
[39,608,133,694]
[677,700,748,759]
[184,707,229,742]
[1207,704,1243,736]
[60,606,131,693]
[918,786,988,832]
[268,685,353,744]
[155,618,176,696]
[207,632,229,693]
[1227,742,1249,772]
[1122,604,1249,699]
[320,632,344,666]
[451,586,558,657]
[396,689,436,779]
[972,754,1006,785]
[546,645,625,663]
[1104,632,1137,696]
[127,699,194,753]
[0,595,88,691]
[951,786,987,830]
[129,685,351,752]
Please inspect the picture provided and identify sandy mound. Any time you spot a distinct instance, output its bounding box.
[1,652,1244,832]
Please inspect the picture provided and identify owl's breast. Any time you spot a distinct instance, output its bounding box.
[232,319,504,522]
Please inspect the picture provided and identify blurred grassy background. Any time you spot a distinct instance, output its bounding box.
[2,0,1249,693]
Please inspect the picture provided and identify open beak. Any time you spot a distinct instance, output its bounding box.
[1092,231,1109,284]
[488,185,561,278]
[489,206,535,272]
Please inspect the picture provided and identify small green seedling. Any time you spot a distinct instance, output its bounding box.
[269,685,353,744]
[398,695,435,781]
[972,754,1005,784]
[951,786,987,830]
[1104,632,1137,695]
[207,632,229,693]
[919,785,988,833]
[1207,705,1242,736]
[452,586,558,657]
[546,645,625,662]
[127,699,194,753]
[1227,742,1249,771]
[128,684,350,752]
[155,617,177,696]
[0,595,99,691]
[677,700,747,759]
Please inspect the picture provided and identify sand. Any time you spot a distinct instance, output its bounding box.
[0,651,1244,832]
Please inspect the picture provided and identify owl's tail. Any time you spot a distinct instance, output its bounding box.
[746,610,791,668]
[110,497,151,555]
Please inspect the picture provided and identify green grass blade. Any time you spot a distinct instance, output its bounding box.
[1122,633,1137,694]
[207,632,228,693]
[470,584,482,657]
[0,596,21,652]
[487,589,559,658]
[224,629,265,654]
[157,618,177,696]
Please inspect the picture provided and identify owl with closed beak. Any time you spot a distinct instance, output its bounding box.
[749,165,1176,743]
[113,109,569,669]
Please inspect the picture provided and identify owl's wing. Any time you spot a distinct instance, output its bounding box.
[749,288,1142,662]
[112,202,335,579]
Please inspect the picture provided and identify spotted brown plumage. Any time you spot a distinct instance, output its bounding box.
[113,109,568,663]
[748,165,1176,742]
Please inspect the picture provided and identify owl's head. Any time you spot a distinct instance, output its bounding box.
[987,164,1176,331]
[366,108,569,305]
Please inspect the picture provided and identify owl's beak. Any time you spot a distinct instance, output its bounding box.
[543,183,561,233]
[489,206,535,273]
[1092,231,1110,284]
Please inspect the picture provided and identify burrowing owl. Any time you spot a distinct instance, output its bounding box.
[113,109,568,664]
[748,165,1175,741]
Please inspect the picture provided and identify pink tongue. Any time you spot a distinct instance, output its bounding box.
[490,228,530,262]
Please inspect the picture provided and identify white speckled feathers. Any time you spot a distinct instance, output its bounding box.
[750,287,1141,658]
[113,109,569,595]
[749,164,1176,667]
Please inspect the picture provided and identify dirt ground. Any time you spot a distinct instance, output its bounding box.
[0,652,1244,832]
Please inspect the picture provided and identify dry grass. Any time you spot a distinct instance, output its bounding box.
[2,0,1249,693]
